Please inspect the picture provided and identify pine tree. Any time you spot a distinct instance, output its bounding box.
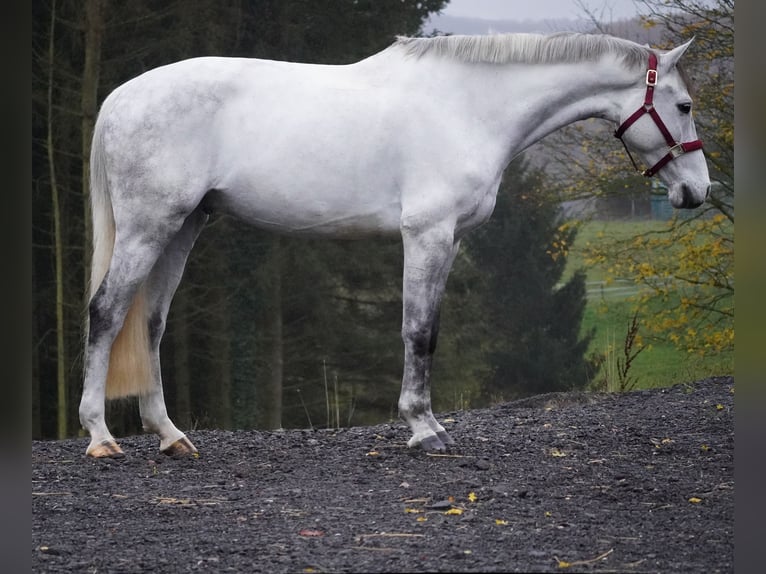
[465,158,598,401]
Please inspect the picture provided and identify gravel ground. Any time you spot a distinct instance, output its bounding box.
[32,376,733,573]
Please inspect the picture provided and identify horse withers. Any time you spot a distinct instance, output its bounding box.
[79,32,710,458]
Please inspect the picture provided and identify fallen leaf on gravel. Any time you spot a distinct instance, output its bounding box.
[689,497,702,504]
[555,548,614,569]
[716,404,724,410]
[549,448,567,457]
[404,508,422,514]
[700,444,710,451]
[495,519,508,526]
[416,516,427,522]
[442,418,456,423]
[444,508,463,515]
[366,450,380,456]
[468,492,478,503]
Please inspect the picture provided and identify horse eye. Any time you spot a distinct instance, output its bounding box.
[677,102,692,114]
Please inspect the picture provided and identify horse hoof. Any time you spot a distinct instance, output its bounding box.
[420,434,447,453]
[162,436,198,458]
[86,440,125,459]
[436,430,455,446]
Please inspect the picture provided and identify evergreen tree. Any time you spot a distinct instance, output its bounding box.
[465,158,598,400]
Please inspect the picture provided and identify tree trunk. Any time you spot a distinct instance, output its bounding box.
[80,0,102,294]
[46,0,68,440]
[210,251,233,429]
[32,260,41,439]
[174,288,192,430]
[264,238,283,430]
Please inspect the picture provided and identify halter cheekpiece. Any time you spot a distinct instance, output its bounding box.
[614,53,703,177]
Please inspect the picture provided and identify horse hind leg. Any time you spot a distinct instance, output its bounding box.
[80,246,163,456]
[80,215,190,458]
[139,207,208,457]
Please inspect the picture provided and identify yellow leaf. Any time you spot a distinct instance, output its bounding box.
[545,511,552,517]
[442,417,456,423]
[468,492,478,503]
[495,519,508,525]
[716,404,724,411]
[557,559,572,569]
[404,508,422,514]
[416,516,427,522]
[549,448,567,457]
[366,450,379,456]
[444,508,463,515]
[689,497,702,504]
[700,444,710,451]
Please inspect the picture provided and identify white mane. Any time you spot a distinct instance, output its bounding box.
[393,32,651,70]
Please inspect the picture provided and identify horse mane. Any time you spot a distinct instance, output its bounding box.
[393,32,652,71]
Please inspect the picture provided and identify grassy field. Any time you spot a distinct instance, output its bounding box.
[564,219,733,391]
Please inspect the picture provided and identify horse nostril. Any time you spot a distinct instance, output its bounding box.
[680,184,703,209]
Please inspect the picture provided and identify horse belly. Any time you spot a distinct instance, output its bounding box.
[213,93,404,237]
[208,182,403,238]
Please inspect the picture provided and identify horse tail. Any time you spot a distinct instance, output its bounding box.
[88,104,153,399]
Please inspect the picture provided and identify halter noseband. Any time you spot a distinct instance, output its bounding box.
[614,53,703,177]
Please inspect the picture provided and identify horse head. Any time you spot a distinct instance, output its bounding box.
[615,39,710,209]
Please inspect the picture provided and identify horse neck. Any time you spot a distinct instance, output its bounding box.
[424,55,638,159]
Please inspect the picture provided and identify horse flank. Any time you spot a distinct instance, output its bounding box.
[88,109,152,399]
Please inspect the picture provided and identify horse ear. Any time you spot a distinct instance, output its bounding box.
[660,37,695,69]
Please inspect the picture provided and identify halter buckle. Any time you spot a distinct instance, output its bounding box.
[646,69,658,86]
[669,143,684,158]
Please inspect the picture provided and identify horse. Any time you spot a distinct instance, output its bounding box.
[79,32,710,458]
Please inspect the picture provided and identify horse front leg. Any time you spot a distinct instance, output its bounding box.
[399,225,460,452]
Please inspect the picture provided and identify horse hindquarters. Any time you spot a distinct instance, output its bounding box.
[79,108,203,457]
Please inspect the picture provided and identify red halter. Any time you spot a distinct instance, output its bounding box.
[614,53,703,177]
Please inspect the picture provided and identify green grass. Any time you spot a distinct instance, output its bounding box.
[565,219,733,391]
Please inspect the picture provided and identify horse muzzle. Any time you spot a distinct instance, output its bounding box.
[668,181,710,209]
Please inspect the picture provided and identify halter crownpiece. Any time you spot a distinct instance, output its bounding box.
[614,53,703,177]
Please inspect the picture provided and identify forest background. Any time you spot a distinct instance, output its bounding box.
[32,0,733,440]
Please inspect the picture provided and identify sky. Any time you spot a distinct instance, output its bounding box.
[440,0,644,21]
